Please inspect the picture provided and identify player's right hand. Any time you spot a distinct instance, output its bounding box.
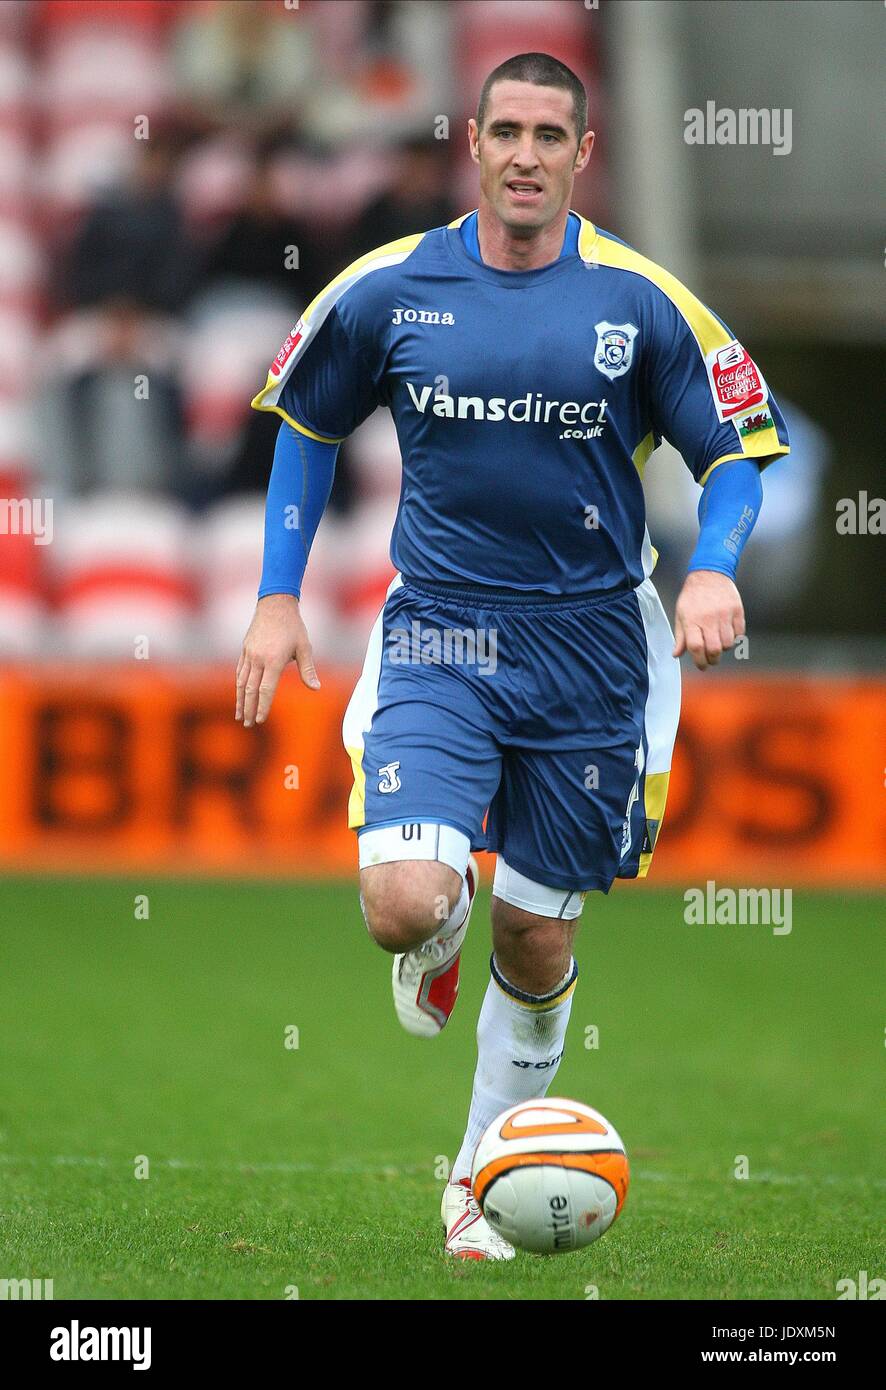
[235,593,320,727]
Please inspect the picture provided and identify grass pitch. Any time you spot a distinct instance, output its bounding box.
[0,875,882,1300]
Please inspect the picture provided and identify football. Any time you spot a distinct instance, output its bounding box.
[471,1098,629,1254]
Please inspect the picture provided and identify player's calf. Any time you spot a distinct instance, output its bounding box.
[490,898,576,996]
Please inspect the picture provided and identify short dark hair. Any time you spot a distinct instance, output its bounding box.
[477,52,588,142]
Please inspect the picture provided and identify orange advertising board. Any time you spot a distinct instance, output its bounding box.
[0,666,883,886]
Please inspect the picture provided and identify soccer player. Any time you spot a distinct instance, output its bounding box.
[236,53,789,1259]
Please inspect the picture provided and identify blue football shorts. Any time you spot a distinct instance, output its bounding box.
[342,573,681,892]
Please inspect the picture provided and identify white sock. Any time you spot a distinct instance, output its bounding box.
[450,954,578,1183]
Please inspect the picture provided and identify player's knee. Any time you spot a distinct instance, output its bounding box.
[490,863,583,993]
[491,898,568,956]
[361,898,426,953]
[359,861,462,953]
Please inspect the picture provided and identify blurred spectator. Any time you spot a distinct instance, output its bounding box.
[58,133,196,315]
[171,0,317,140]
[300,0,454,149]
[38,304,185,500]
[349,134,456,254]
[201,146,334,308]
[38,131,194,505]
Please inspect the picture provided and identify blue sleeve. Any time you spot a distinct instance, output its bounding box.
[278,305,381,441]
[687,456,764,581]
[258,421,339,599]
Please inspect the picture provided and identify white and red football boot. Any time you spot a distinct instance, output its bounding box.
[441,1178,516,1261]
[391,856,478,1038]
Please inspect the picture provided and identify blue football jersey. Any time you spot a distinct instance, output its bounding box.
[252,211,790,594]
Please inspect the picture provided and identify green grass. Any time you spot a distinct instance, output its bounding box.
[0,877,883,1300]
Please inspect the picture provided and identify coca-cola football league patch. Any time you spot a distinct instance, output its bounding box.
[705,339,768,424]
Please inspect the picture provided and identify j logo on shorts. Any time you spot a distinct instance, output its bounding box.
[378,762,402,794]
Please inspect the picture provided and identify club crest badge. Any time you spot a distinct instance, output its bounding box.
[593,321,638,381]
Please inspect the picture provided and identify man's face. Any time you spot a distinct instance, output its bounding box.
[469,80,594,234]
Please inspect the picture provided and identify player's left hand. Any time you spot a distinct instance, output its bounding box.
[672,569,745,670]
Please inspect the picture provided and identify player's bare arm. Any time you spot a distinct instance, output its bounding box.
[236,593,320,729]
[673,570,746,670]
[235,416,337,725]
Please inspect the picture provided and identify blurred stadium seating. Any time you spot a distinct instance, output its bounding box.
[0,0,616,665]
[0,0,876,670]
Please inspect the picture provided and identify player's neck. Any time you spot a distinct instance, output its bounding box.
[476,205,570,271]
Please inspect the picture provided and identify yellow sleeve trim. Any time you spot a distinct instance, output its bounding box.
[699,443,789,486]
[300,230,427,329]
[579,224,733,358]
[250,229,429,433]
[698,452,748,486]
[249,393,344,445]
[739,437,790,466]
[576,214,598,261]
[632,430,656,480]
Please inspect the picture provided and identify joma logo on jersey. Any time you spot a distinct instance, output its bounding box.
[377,762,401,794]
[391,307,455,326]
